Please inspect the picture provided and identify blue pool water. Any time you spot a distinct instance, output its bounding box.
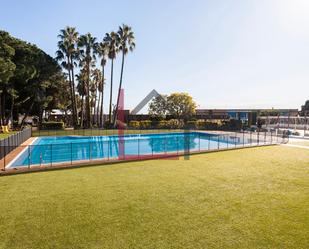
[10,132,245,167]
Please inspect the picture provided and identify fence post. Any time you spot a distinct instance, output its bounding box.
[71,142,73,165]
[138,136,140,159]
[271,130,273,144]
[28,146,31,169]
[107,137,110,161]
[198,133,201,152]
[50,144,53,167]
[89,142,92,161]
[235,132,237,148]
[177,135,179,155]
[3,146,6,171]
[243,131,245,147]
[165,135,167,155]
[208,134,210,150]
[217,135,220,150]
[151,137,154,157]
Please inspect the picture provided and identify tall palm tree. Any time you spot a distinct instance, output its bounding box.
[103,32,118,125]
[97,41,108,127]
[91,68,102,125]
[78,33,98,128]
[76,69,87,127]
[56,27,79,127]
[113,24,135,126]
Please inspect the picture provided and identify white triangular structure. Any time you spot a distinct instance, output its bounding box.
[131,89,162,115]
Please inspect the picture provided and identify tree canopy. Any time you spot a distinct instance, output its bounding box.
[149,92,196,120]
[301,100,309,115]
[0,30,66,125]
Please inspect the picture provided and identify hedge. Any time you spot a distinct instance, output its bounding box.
[128,121,140,128]
[186,119,242,130]
[40,122,64,130]
[128,118,242,130]
[140,120,152,129]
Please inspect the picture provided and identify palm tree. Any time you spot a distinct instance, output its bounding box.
[56,27,79,127]
[97,41,108,127]
[76,69,87,127]
[103,32,118,126]
[113,24,135,126]
[78,33,98,128]
[91,68,102,125]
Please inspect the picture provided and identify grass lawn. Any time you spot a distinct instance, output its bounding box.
[0,146,309,249]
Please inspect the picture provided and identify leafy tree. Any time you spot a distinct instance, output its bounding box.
[301,100,309,116]
[0,30,67,127]
[149,93,196,121]
[148,95,168,118]
[0,31,15,86]
[167,93,196,120]
[113,24,135,126]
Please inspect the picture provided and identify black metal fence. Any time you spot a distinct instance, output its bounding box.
[1,130,288,173]
[0,127,32,161]
[32,128,184,137]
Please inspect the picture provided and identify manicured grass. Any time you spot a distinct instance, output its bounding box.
[32,128,184,137]
[0,146,309,249]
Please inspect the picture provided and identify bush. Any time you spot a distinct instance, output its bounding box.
[157,120,168,129]
[186,120,197,129]
[41,122,64,130]
[167,119,183,129]
[184,119,242,131]
[221,119,242,131]
[129,121,140,129]
[139,120,152,129]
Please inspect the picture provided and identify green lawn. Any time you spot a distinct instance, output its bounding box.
[0,146,309,249]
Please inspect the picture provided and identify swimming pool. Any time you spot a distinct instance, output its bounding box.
[10,132,248,167]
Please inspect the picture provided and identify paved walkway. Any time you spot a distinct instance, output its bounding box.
[281,144,309,150]
[0,137,37,169]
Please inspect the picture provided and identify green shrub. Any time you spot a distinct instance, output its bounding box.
[167,119,183,129]
[129,121,140,128]
[140,120,152,129]
[157,120,168,129]
[187,120,197,129]
[221,119,242,131]
[41,122,64,130]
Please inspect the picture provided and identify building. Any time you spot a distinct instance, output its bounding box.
[196,108,299,126]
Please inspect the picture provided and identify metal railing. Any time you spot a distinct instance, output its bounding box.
[0,127,32,160]
[0,130,288,173]
[32,128,185,137]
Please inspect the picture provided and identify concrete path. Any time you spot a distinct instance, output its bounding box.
[281,144,309,150]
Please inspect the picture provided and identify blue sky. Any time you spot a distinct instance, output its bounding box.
[1,0,309,111]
